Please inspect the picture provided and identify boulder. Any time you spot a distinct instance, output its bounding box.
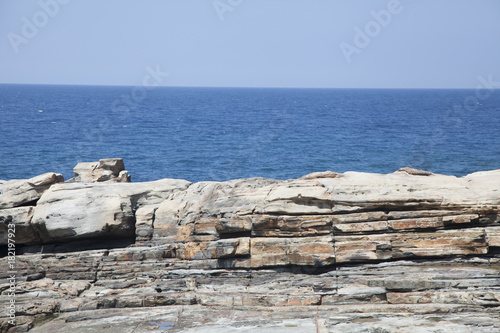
[0,172,64,209]
[71,158,130,183]
[31,179,190,243]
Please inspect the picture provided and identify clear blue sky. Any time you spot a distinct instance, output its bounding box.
[1,0,499,88]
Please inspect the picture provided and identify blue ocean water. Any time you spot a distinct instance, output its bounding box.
[0,84,499,183]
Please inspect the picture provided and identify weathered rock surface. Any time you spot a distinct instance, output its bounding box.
[31,179,190,243]
[71,158,130,183]
[0,173,64,209]
[1,161,499,332]
[0,207,38,245]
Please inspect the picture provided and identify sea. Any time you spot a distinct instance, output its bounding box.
[0,84,499,183]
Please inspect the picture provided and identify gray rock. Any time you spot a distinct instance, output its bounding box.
[71,158,130,183]
[0,172,63,209]
[31,179,190,243]
[0,207,39,245]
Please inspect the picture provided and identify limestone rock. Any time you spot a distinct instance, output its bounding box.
[396,166,434,176]
[0,207,39,245]
[153,178,277,243]
[1,164,500,333]
[250,235,335,267]
[300,170,342,179]
[71,158,130,183]
[0,172,63,209]
[31,179,190,243]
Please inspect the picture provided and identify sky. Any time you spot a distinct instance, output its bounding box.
[1,0,499,88]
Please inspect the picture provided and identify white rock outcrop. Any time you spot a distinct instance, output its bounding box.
[0,172,64,209]
[71,158,130,183]
[31,179,191,242]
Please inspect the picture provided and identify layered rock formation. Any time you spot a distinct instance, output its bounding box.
[70,158,131,183]
[1,160,499,332]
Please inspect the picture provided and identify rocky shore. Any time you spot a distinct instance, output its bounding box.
[1,159,499,332]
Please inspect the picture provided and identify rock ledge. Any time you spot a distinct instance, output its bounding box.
[1,161,499,332]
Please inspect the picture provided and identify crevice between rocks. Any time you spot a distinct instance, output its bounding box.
[16,199,39,207]
[12,237,136,255]
[92,250,109,284]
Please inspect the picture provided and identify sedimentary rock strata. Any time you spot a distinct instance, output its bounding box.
[0,161,499,332]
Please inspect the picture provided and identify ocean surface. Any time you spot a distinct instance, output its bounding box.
[1,84,499,183]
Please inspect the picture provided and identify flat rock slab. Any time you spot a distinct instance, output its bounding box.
[25,305,500,333]
[31,179,190,242]
[0,172,63,209]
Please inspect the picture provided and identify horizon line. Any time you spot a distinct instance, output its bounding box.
[0,82,494,90]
